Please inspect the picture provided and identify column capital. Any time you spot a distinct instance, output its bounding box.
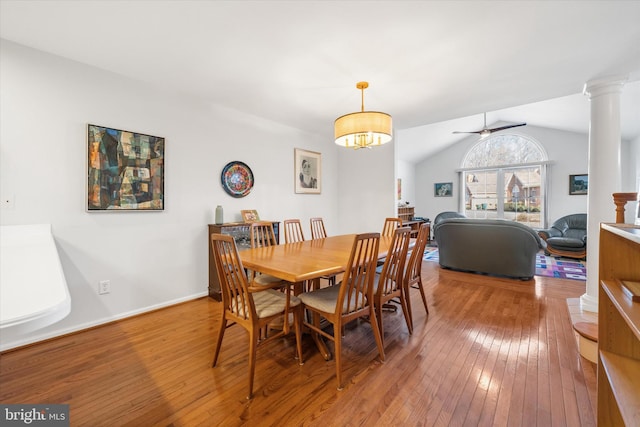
[583,75,628,98]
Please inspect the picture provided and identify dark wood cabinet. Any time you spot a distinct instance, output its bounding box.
[207,221,280,300]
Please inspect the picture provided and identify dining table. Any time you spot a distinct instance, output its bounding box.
[239,233,402,360]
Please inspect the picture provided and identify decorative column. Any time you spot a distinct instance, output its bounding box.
[580,75,627,312]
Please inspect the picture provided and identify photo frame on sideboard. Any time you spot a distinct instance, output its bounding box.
[569,174,588,195]
[241,210,260,222]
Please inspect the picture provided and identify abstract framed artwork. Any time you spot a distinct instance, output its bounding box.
[434,182,453,197]
[294,148,321,194]
[569,174,588,195]
[87,124,164,211]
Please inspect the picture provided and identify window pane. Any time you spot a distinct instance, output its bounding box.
[462,134,546,226]
[464,170,499,219]
[463,135,544,168]
[503,167,543,227]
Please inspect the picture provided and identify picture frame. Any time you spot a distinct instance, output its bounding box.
[434,182,453,197]
[635,192,640,226]
[294,148,321,194]
[635,178,640,226]
[241,209,260,222]
[569,174,588,195]
[87,124,164,211]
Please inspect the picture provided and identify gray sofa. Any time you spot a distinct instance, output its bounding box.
[434,218,543,280]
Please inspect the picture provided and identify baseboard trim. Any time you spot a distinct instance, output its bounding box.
[0,291,209,353]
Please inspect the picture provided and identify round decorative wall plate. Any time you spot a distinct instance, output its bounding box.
[221,161,254,198]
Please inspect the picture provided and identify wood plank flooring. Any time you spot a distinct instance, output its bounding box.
[0,262,597,426]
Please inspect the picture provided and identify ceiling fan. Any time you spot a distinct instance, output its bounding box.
[453,112,526,138]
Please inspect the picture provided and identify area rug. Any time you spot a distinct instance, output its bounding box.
[422,248,587,281]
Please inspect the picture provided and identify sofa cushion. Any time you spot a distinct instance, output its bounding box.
[546,237,585,250]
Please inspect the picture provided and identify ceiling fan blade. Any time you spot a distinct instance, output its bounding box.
[486,123,527,133]
[452,130,482,134]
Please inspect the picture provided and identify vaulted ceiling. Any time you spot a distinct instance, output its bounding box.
[2,1,639,164]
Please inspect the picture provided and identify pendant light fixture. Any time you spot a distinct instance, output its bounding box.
[334,81,393,149]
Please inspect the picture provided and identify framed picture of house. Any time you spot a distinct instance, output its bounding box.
[241,209,260,222]
[87,124,164,211]
[569,174,588,195]
[434,182,453,197]
[294,148,321,194]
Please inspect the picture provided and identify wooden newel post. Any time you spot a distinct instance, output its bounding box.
[612,192,638,223]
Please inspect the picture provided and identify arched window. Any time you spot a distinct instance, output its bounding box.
[461,134,547,227]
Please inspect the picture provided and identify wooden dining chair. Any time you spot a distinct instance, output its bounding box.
[283,219,305,243]
[307,216,338,287]
[404,222,431,329]
[378,217,403,267]
[283,219,335,289]
[310,217,328,239]
[248,221,287,286]
[210,233,303,399]
[382,217,403,236]
[374,226,413,346]
[298,232,385,390]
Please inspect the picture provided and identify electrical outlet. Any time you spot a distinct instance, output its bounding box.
[98,280,110,295]
[1,195,15,210]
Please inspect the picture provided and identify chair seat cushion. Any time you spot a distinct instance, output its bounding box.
[254,273,287,286]
[547,236,585,250]
[372,274,400,295]
[251,289,301,319]
[299,284,365,314]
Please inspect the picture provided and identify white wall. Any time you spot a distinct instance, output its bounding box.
[408,125,590,225]
[336,142,396,234]
[0,40,343,350]
[396,158,417,212]
[622,135,640,223]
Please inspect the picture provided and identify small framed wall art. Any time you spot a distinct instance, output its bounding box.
[569,174,588,195]
[87,124,164,211]
[294,148,321,194]
[434,182,453,197]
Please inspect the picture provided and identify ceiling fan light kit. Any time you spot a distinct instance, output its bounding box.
[334,81,393,149]
[453,112,526,138]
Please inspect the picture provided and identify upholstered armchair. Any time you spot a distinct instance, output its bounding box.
[537,213,587,259]
[433,211,466,230]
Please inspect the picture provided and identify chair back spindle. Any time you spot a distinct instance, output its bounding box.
[284,219,305,243]
[382,217,403,237]
[249,221,278,248]
[310,217,328,240]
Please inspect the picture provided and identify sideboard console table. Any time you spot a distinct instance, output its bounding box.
[207,221,280,300]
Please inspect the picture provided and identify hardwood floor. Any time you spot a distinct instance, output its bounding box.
[0,262,597,426]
